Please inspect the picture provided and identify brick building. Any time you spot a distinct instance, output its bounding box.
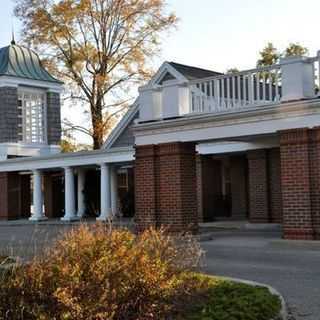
[0,41,320,240]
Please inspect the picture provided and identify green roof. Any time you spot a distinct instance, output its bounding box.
[0,42,63,84]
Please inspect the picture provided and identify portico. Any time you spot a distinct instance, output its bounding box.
[0,147,134,221]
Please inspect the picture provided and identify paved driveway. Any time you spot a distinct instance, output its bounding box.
[201,230,320,320]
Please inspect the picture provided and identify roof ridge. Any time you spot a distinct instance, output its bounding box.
[168,61,222,74]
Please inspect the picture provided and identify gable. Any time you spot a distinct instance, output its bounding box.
[111,111,139,148]
[103,102,139,150]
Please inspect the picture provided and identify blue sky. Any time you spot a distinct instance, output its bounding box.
[1,0,320,143]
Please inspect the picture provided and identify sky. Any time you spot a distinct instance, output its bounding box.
[1,0,320,144]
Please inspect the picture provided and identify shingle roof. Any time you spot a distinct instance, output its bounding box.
[168,61,222,80]
[0,42,63,84]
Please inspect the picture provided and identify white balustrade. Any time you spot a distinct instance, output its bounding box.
[190,66,282,114]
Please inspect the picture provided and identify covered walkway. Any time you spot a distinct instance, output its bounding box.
[0,147,134,221]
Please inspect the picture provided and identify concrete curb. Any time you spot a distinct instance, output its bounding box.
[217,276,288,320]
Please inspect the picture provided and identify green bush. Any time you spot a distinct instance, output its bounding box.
[185,278,281,320]
[0,225,203,320]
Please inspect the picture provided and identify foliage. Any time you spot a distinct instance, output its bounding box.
[257,42,280,67]
[14,0,177,149]
[0,225,203,320]
[184,277,281,320]
[257,42,309,67]
[284,43,308,58]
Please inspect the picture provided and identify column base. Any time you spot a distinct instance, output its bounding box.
[29,215,48,222]
[96,215,112,222]
[61,215,80,222]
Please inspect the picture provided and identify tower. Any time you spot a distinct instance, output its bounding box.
[0,41,63,160]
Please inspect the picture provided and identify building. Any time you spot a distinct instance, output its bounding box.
[0,40,319,240]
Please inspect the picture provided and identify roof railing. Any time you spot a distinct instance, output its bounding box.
[138,53,320,121]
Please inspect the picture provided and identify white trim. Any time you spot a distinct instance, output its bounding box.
[103,102,139,150]
[134,99,320,145]
[0,76,63,93]
[0,147,134,172]
[196,139,279,155]
[0,143,60,158]
[140,62,188,91]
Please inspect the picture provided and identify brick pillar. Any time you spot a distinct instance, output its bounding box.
[157,142,198,233]
[280,129,314,240]
[135,142,198,233]
[268,148,282,223]
[308,128,320,239]
[247,150,269,223]
[134,145,158,232]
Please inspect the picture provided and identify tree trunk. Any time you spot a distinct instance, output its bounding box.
[91,102,104,150]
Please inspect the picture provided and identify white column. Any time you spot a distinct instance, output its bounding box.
[29,169,47,221]
[62,166,78,221]
[111,166,118,216]
[77,169,86,218]
[97,163,112,221]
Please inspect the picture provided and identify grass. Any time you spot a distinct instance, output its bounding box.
[176,274,282,320]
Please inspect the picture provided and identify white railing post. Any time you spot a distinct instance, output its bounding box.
[280,56,316,102]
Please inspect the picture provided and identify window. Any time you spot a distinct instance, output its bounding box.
[18,90,46,143]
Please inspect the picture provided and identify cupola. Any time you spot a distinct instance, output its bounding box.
[0,41,63,160]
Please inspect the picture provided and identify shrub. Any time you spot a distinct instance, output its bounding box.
[0,224,203,320]
[184,278,282,320]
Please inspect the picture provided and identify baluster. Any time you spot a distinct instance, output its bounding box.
[221,78,225,110]
[237,75,241,107]
[256,72,260,104]
[226,77,230,109]
[268,73,273,103]
[214,79,220,110]
[232,76,236,108]
[242,75,247,105]
[248,74,254,105]
[199,83,206,112]
[274,70,279,101]
[208,81,213,111]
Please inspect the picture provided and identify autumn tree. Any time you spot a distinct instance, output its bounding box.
[257,42,280,67]
[257,42,309,67]
[14,0,177,149]
[284,42,308,57]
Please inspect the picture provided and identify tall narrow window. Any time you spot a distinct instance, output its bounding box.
[18,90,46,143]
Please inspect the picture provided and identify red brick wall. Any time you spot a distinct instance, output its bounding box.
[247,150,269,223]
[268,148,282,223]
[308,128,320,239]
[134,142,198,233]
[134,145,158,232]
[280,128,314,240]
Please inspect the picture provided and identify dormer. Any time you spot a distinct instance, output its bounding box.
[0,41,63,160]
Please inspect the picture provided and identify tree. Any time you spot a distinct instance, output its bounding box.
[257,42,280,67]
[257,42,309,67]
[15,0,177,149]
[284,42,308,57]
